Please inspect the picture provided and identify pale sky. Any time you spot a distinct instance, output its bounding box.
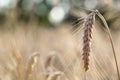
[0,0,10,7]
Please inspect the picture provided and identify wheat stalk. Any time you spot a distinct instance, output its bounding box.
[95,10,120,80]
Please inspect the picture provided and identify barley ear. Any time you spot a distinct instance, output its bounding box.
[96,10,120,80]
[82,12,95,71]
[12,49,24,80]
[47,72,63,80]
[25,52,40,80]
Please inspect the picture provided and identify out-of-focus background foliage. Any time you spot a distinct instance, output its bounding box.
[0,0,120,29]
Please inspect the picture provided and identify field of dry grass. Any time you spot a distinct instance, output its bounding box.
[0,19,120,80]
[0,0,120,79]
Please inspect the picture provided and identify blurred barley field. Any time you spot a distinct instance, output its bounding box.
[0,21,120,80]
[0,0,120,80]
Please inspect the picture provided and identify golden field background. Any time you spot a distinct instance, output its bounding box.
[0,0,120,80]
[0,22,120,80]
